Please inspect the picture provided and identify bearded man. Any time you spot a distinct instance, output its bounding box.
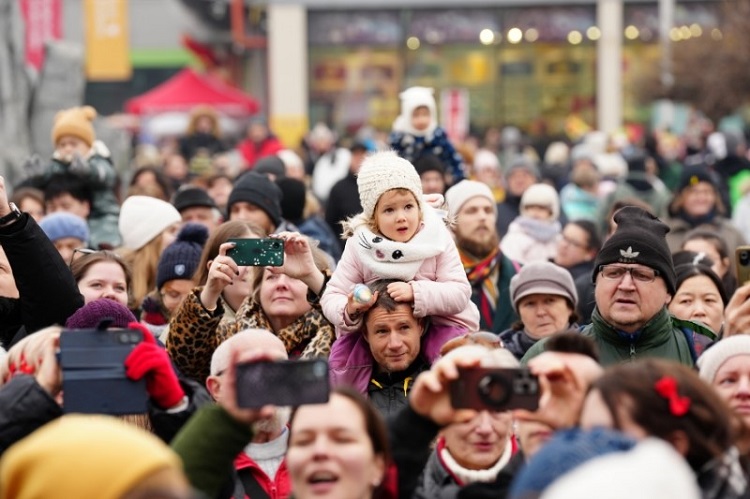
[446,180,520,333]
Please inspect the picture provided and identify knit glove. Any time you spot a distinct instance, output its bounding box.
[124,322,185,409]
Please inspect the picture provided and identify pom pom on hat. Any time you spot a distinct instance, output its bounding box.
[445,180,496,218]
[65,299,137,329]
[39,212,89,244]
[697,335,750,383]
[156,223,209,289]
[51,106,97,147]
[119,196,182,251]
[356,151,424,221]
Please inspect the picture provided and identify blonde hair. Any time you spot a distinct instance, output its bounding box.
[341,187,423,239]
[121,236,164,307]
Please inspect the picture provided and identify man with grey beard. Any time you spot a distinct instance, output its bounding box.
[446,180,521,334]
[207,328,292,498]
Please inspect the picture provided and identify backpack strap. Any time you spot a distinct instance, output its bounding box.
[237,468,271,499]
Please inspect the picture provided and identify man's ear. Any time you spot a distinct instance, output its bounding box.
[205,376,221,400]
[665,293,672,305]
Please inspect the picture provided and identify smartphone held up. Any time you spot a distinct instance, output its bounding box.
[228,238,284,267]
[235,358,330,409]
[736,245,750,286]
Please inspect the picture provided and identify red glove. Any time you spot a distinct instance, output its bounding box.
[124,322,185,409]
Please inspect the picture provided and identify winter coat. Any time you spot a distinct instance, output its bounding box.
[389,127,465,182]
[167,288,334,383]
[311,147,352,204]
[321,209,478,337]
[521,307,701,367]
[561,260,595,282]
[559,183,599,222]
[599,173,671,226]
[500,218,560,265]
[0,213,84,348]
[665,215,745,254]
[36,152,121,248]
[237,136,284,170]
[496,195,522,238]
[414,437,523,499]
[368,357,429,420]
[232,452,291,499]
[325,173,362,253]
[179,132,226,162]
[297,215,342,263]
[0,374,211,456]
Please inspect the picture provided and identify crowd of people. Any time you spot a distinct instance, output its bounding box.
[1,87,750,498]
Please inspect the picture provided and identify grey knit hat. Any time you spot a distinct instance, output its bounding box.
[509,261,578,313]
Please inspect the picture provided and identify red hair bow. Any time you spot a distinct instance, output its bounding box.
[654,376,691,417]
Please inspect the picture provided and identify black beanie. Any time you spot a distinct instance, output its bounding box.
[676,163,718,194]
[156,223,209,289]
[227,172,283,227]
[413,155,446,177]
[276,177,306,223]
[172,186,217,212]
[592,206,676,294]
[253,155,286,179]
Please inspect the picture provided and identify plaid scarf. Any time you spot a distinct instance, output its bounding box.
[460,246,502,329]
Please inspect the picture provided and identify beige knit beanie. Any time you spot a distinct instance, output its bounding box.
[356,150,424,221]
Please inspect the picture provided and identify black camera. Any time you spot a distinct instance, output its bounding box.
[450,367,540,411]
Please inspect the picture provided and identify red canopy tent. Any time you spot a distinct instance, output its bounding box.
[125,68,260,117]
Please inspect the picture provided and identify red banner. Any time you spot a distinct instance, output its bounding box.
[20,0,62,70]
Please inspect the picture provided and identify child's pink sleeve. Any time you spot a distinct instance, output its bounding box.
[320,239,366,337]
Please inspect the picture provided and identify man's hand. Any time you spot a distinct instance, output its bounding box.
[724,283,750,337]
[409,345,487,426]
[513,351,603,429]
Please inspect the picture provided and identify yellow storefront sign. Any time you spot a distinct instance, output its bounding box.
[84,0,131,81]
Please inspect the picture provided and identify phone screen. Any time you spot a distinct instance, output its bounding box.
[235,359,329,408]
[227,238,284,266]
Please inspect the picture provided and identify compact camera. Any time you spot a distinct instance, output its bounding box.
[450,367,540,411]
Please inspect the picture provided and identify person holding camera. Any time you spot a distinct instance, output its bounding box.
[167,231,334,383]
[171,341,393,499]
[0,176,84,348]
[522,206,714,367]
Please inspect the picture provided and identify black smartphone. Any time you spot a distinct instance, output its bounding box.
[450,367,540,412]
[227,238,284,267]
[736,246,750,286]
[235,359,330,408]
[59,327,148,415]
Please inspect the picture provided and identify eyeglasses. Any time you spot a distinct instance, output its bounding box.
[68,247,123,267]
[558,233,588,249]
[599,265,660,283]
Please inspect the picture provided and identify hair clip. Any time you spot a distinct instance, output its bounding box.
[655,376,691,417]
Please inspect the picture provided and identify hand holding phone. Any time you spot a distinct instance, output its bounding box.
[228,238,284,267]
[736,246,750,286]
[235,359,330,409]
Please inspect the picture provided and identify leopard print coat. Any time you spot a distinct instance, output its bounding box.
[166,287,334,382]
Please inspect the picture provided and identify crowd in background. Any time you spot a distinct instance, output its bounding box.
[2,86,750,499]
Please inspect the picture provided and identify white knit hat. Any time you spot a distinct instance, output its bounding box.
[697,335,750,383]
[520,183,560,220]
[542,439,700,499]
[356,151,424,221]
[445,180,496,219]
[119,195,182,250]
[392,86,437,136]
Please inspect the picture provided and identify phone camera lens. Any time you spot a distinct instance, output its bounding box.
[742,252,749,264]
[118,333,129,344]
[478,374,511,408]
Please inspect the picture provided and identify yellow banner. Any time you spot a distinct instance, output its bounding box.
[84,0,131,80]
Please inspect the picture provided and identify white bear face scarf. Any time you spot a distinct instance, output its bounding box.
[354,205,450,282]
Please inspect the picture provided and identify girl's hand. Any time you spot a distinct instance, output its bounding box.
[387,282,414,303]
[346,290,379,321]
[200,242,239,310]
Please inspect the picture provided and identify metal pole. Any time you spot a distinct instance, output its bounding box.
[659,0,675,88]
[597,0,623,134]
